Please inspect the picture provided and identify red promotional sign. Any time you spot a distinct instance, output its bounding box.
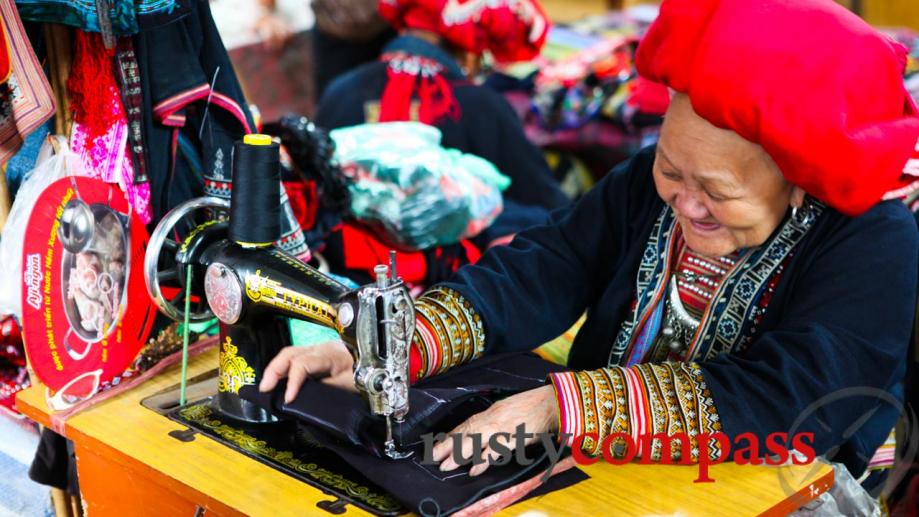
[20,177,155,404]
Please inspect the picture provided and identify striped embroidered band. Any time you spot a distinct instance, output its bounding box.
[549,362,723,462]
[409,287,486,382]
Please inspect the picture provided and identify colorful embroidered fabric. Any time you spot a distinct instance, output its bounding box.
[113,38,148,184]
[0,0,55,165]
[622,234,743,367]
[549,362,722,461]
[70,120,152,224]
[673,242,740,317]
[409,286,485,381]
[14,0,186,35]
[866,429,897,471]
[378,0,550,63]
[609,199,824,367]
[68,32,151,223]
[379,51,460,125]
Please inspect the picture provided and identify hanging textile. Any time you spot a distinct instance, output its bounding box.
[134,0,309,259]
[43,24,73,137]
[14,0,190,36]
[0,0,55,166]
[68,31,151,223]
[0,14,10,84]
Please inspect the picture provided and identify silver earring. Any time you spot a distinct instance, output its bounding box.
[790,201,815,226]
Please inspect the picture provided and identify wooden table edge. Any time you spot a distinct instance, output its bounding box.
[15,387,246,516]
[758,466,835,517]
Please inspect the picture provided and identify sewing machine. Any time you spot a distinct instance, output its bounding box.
[143,134,414,460]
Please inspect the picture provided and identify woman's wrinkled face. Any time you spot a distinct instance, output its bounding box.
[653,94,799,257]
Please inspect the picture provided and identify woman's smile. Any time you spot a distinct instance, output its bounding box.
[687,218,722,233]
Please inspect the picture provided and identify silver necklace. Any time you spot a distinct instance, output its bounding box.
[660,275,701,354]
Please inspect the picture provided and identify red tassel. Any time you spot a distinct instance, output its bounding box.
[67,31,124,146]
[424,73,460,124]
[379,65,416,122]
[379,54,461,125]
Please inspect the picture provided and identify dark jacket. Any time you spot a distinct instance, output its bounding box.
[442,145,919,476]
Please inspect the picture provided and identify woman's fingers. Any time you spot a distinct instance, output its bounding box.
[261,343,355,398]
[438,416,495,473]
[433,387,559,475]
[469,447,499,477]
[259,346,298,392]
[284,361,311,403]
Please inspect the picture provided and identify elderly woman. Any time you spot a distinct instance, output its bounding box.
[263,0,919,491]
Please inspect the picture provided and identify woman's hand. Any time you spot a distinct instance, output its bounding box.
[432,385,559,476]
[260,341,357,402]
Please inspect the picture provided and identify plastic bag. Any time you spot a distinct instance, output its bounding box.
[788,461,881,517]
[330,122,510,250]
[0,136,86,318]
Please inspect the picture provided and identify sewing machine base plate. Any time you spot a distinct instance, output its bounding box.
[168,397,404,516]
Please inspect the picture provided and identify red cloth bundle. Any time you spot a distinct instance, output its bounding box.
[378,0,550,63]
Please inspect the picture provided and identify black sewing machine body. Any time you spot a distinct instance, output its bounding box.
[144,137,413,449]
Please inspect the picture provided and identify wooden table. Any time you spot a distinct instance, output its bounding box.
[16,346,833,517]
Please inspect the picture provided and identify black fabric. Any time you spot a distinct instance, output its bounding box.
[239,353,587,514]
[29,428,79,494]
[312,27,395,99]
[134,0,255,223]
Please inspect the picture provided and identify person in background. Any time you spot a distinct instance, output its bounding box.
[311,0,395,97]
[313,0,568,286]
[314,0,568,214]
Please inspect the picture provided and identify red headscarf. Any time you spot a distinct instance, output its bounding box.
[378,0,550,63]
[635,0,919,216]
[376,0,550,125]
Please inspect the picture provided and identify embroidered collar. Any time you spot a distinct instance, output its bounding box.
[609,197,825,366]
[383,35,465,79]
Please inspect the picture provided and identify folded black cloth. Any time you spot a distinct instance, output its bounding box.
[239,352,588,515]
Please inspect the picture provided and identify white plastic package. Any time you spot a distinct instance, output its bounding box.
[788,461,881,517]
[331,122,511,250]
[0,136,86,318]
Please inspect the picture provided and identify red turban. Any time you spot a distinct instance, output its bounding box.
[635,0,919,216]
[378,0,550,63]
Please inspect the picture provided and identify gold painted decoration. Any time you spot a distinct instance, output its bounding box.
[218,336,256,394]
[244,269,337,327]
[178,404,401,512]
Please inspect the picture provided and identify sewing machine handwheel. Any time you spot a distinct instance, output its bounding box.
[144,197,230,322]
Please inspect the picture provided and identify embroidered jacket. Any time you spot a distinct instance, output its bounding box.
[410,146,918,477]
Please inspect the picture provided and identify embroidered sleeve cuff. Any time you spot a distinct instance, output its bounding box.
[410,287,485,382]
[548,372,585,447]
[561,362,723,462]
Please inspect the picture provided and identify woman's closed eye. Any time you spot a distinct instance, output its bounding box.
[661,170,682,181]
[705,190,734,202]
